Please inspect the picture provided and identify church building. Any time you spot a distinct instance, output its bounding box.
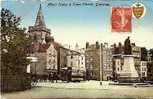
[27,4,86,81]
[28,4,57,80]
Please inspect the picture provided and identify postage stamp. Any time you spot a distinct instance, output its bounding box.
[111,7,132,32]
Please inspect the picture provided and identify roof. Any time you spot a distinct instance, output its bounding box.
[27,41,80,54]
[51,41,62,50]
[35,4,46,27]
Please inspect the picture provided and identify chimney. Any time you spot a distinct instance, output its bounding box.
[86,42,89,49]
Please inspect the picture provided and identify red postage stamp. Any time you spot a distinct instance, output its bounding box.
[111,7,132,32]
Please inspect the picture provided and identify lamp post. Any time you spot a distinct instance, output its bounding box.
[100,43,103,85]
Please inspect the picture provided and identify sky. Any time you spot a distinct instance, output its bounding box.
[1,0,153,49]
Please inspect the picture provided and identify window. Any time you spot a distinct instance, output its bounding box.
[121,65,123,71]
[143,68,146,71]
[117,67,119,71]
[142,72,145,77]
[118,61,120,65]
[49,53,52,57]
[53,65,55,69]
[71,62,73,66]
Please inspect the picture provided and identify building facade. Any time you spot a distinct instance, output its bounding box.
[102,43,113,80]
[147,49,153,81]
[67,50,80,68]
[85,42,101,80]
[85,42,113,81]
[78,48,86,72]
[140,61,147,80]
[46,42,58,73]
[131,44,141,78]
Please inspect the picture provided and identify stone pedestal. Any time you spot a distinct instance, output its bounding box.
[118,55,139,81]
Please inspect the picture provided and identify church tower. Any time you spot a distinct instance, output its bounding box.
[28,4,54,45]
[35,4,46,27]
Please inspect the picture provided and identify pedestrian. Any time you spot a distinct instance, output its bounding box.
[49,72,54,83]
[133,83,137,88]
[54,72,58,83]
[53,72,57,83]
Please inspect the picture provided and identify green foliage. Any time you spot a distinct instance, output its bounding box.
[1,8,32,75]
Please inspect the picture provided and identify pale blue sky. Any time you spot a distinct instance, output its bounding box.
[1,0,153,49]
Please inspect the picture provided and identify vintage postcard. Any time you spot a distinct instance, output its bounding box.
[1,0,153,99]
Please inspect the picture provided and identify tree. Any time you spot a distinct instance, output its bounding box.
[1,8,31,75]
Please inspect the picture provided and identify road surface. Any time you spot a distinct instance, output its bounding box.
[1,81,153,99]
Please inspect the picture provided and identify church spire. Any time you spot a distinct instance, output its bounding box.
[35,4,46,27]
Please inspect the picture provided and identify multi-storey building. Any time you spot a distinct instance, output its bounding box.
[131,44,141,78]
[78,48,86,72]
[147,49,153,81]
[140,61,147,80]
[85,42,101,80]
[67,49,86,81]
[140,47,148,81]
[141,47,148,61]
[67,50,80,68]
[85,42,113,81]
[102,43,113,80]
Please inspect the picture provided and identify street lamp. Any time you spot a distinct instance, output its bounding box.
[99,43,103,85]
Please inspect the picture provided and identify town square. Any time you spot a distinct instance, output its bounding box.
[1,0,153,99]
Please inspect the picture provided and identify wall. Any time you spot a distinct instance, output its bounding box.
[46,43,58,71]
